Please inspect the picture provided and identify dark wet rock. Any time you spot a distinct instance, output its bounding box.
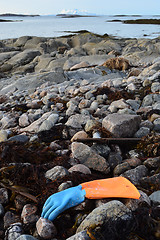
[14,195,28,211]
[140,174,160,192]
[77,200,134,239]
[124,190,151,211]
[122,165,148,185]
[71,142,110,174]
[108,152,122,170]
[143,157,160,169]
[134,126,150,138]
[124,158,142,168]
[45,166,69,181]
[149,191,160,205]
[0,188,8,204]
[68,164,91,175]
[58,181,73,191]
[0,204,5,217]
[36,217,57,239]
[5,223,23,240]
[102,113,141,137]
[113,162,131,176]
[3,211,21,229]
[21,204,38,225]
[90,143,111,159]
[8,135,29,143]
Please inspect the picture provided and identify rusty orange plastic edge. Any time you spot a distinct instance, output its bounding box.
[81,177,140,199]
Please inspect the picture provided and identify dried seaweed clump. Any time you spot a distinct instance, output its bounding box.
[137,132,160,157]
[102,57,130,71]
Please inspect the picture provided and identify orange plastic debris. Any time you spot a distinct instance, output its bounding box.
[81,177,140,199]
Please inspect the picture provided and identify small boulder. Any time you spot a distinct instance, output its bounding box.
[102,113,141,137]
[36,217,57,239]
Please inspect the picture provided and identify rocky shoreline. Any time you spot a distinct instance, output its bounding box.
[0,32,160,240]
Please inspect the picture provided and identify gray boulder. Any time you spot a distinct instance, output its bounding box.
[102,113,141,137]
[71,142,110,174]
[77,200,134,240]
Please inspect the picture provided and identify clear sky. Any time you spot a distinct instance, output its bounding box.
[0,0,160,15]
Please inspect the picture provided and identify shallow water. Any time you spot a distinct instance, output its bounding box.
[0,15,160,40]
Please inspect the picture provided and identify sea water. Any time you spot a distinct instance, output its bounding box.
[0,15,160,40]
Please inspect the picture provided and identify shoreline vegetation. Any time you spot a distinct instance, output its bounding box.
[107,18,160,25]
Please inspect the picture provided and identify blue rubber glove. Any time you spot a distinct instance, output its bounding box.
[41,185,86,221]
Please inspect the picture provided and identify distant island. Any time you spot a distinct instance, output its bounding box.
[123,19,160,24]
[0,19,22,22]
[56,14,97,18]
[113,14,142,17]
[0,13,40,17]
[107,18,160,25]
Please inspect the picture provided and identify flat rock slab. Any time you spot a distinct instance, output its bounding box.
[102,113,141,137]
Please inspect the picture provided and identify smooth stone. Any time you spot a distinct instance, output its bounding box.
[71,142,110,174]
[36,217,57,239]
[0,130,8,142]
[8,135,29,143]
[45,166,69,181]
[21,204,38,224]
[68,164,91,175]
[125,190,151,211]
[0,204,5,217]
[108,152,123,169]
[58,181,73,192]
[1,115,17,129]
[77,200,134,239]
[149,191,160,204]
[113,162,131,176]
[151,82,160,93]
[0,188,8,204]
[134,127,150,138]
[20,112,52,133]
[126,99,140,111]
[144,157,160,169]
[153,118,160,132]
[91,143,111,159]
[65,114,91,129]
[78,99,91,109]
[38,113,59,132]
[109,99,129,109]
[140,120,153,130]
[5,223,23,240]
[71,131,89,142]
[17,235,38,240]
[89,101,99,111]
[4,211,21,229]
[84,119,101,133]
[66,230,90,240]
[102,113,141,137]
[122,165,148,185]
[19,113,30,127]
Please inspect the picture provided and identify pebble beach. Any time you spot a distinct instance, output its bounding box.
[0,31,160,240]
